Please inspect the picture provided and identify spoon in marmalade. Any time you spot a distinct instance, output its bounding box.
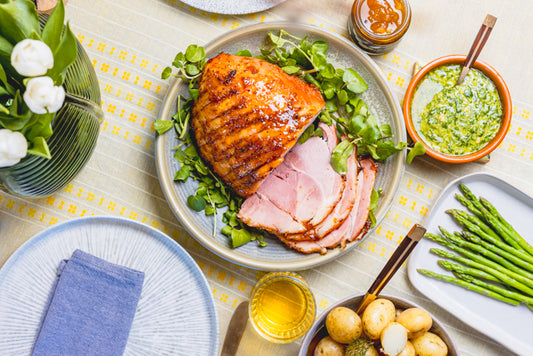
[456,14,497,86]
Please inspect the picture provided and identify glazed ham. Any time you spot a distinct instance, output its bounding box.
[191,53,325,197]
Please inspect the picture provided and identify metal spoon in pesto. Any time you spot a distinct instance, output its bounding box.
[456,14,497,86]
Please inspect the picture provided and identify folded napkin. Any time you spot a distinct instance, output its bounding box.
[31,249,145,356]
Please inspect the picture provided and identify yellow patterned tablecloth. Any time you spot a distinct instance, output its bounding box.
[2,0,533,355]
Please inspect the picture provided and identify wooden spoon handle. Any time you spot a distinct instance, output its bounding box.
[457,14,497,85]
[356,224,426,314]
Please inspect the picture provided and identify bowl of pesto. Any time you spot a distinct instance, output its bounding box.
[403,55,511,163]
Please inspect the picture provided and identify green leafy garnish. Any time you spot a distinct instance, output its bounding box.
[407,141,426,164]
[161,44,207,87]
[345,336,373,356]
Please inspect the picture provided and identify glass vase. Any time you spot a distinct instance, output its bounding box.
[0,16,103,198]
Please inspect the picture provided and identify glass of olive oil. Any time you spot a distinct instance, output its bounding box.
[249,272,316,343]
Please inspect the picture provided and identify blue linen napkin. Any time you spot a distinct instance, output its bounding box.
[31,249,145,356]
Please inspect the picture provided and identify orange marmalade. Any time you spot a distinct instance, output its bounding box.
[348,0,411,55]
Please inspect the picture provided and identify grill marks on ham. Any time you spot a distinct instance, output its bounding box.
[238,120,379,254]
[191,53,325,198]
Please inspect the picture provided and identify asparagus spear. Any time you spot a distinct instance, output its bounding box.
[439,228,533,280]
[479,197,533,257]
[479,208,531,254]
[461,231,533,273]
[438,260,501,283]
[449,209,522,252]
[417,269,520,306]
[479,197,516,230]
[458,184,491,219]
[425,233,533,289]
[453,272,533,305]
[455,193,482,217]
[429,248,533,296]
[447,207,500,241]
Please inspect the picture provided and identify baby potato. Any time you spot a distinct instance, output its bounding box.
[396,308,433,339]
[380,322,408,356]
[362,345,379,356]
[325,307,362,344]
[314,336,344,356]
[362,298,396,340]
[396,340,416,356]
[411,332,448,356]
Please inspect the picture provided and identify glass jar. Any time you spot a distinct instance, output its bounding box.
[348,0,411,55]
[0,15,103,198]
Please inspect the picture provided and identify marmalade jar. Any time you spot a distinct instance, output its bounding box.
[348,0,411,55]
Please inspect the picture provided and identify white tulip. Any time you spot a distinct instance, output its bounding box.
[0,129,28,168]
[23,76,65,114]
[11,39,54,77]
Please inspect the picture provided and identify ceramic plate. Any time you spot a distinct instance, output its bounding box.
[0,216,218,356]
[180,0,286,14]
[156,22,406,271]
[408,172,533,355]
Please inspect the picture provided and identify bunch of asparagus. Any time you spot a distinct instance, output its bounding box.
[417,184,533,309]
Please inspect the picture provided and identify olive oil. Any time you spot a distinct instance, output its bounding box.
[250,272,316,343]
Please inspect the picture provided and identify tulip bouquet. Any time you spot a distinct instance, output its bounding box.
[0,0,77,168]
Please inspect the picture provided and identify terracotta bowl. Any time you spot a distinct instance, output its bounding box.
[298,294,458,356]
[403,55,511,163]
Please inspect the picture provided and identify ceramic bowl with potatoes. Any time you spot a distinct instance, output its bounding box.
[299,294,458,356]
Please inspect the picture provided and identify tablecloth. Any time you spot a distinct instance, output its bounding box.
[2,0,533,355]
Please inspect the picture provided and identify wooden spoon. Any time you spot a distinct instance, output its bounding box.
[456,14,497,86]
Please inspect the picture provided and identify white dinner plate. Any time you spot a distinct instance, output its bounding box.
[407,172,533,356]
[156,21,406,271]
[180,0,286,14]
[0,216,218,355]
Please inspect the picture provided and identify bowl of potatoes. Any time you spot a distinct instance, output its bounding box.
[299,294,458,356]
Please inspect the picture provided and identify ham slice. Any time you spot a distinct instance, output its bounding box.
[285,149,358,241]
[278,157,378,254]
[237,194,306,235]
[283,136,344,226]
[237,128,344,235]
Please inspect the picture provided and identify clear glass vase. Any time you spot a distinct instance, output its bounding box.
[0,16,103,198]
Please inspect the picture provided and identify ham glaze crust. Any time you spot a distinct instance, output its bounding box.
[191,53,325,198]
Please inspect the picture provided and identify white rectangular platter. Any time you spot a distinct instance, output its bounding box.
[408,172,533,356]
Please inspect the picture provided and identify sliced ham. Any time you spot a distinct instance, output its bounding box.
[283,136,344,226]
[238,127,344,235]
[318,122,337,153]
[340,158,378,248]
[278,157,378,254]
[284,150,358,241]
[237,194,306,235]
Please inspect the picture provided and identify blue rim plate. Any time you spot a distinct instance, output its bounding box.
[0,216,219,355]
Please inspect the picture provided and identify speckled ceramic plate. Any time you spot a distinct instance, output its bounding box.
[180,0,286,14]
[156,22,406,271]
[0,216,218,355]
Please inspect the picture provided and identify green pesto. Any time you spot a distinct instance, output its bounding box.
[413,65,502,156]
